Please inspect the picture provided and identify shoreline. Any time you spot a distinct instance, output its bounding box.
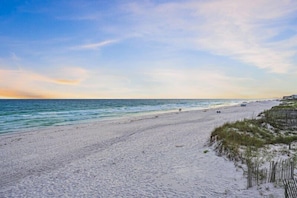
[0,98,258,135]
[0,99,268,137]
[0,100,282,197]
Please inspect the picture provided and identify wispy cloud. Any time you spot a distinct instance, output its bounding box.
[142,68,252,98]
[0,67,88,98]
[142,66,297,98]
[54,79,81,85]
[191,0,297,73]
[50,67,89,84]
[55,12,102,21]
[0,88,55,99]
[71,39,118,50]
[122,0,297,73]
[0,67,87,85]
[9,52,21,61]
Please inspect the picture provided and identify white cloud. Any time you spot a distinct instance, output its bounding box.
[0,66,91,98]
[142,68,252,98]
[191,0,297,73]
[72,39,118,50]
[122,0,297,73]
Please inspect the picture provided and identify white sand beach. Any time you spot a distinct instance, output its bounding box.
[0,100,283,197]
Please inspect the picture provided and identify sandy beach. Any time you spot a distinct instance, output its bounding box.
[0,100,282,197]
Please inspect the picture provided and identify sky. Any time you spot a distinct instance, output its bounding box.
[0,0,297,99]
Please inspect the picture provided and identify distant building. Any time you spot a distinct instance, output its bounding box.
[283,95,297,100]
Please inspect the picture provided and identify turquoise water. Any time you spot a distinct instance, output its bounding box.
[0,99,248,134]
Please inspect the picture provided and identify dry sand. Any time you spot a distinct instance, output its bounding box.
[0,100,282,197]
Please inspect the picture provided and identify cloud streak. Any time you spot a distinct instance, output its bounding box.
[0,88,55,99]
[143,68,250,98]
[122,0,297,73]
[0,67,88,98]
[72,39,118,50]
[54,79,81,85]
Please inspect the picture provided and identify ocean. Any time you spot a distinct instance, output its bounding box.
[0,99,249,134]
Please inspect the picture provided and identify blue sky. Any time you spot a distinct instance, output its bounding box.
[0,0,297,99]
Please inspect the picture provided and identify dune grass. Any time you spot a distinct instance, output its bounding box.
[210,102,297,162]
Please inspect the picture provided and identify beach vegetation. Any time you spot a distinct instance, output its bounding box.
[210,101,297,163]
[209,102,297,189]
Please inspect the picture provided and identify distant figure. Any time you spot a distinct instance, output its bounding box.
[216,110,221,113]
[179,108,182,112]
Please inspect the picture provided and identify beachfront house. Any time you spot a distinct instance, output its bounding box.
[283,94,297,100]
